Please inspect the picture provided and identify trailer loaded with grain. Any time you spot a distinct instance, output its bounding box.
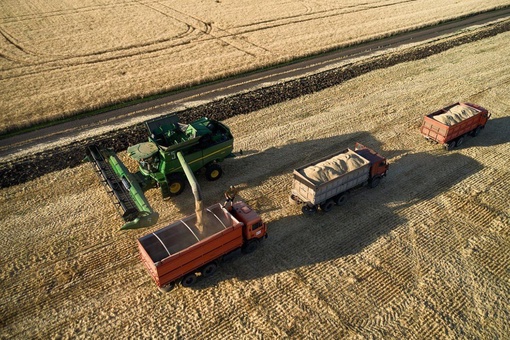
[420,102,490,150]
[289,143,389,214]
[138,201,267,292]
[136,149,267,292]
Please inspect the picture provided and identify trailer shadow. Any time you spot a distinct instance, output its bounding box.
[190,148,483,290]
[462,116,510,148]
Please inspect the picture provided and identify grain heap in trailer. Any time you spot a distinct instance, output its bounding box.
[420,102,490,150]
[290,143,389,214]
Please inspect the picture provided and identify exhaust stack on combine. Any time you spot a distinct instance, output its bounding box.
[84,114,234,230]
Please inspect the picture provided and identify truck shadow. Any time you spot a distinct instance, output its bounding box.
[170,130,404,216]
[190,148,483,289]
[228,131,404,185]
[462,116,510,148]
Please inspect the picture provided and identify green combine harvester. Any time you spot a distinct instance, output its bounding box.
[85,115,234,230]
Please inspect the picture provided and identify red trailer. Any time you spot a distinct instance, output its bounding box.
[420,102,490,150]
[137,201,267,292]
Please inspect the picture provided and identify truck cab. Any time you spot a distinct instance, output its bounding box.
[230,201,267,249]
[354,143,389,179]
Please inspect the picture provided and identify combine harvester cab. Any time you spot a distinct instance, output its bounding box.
[84,115,234,230]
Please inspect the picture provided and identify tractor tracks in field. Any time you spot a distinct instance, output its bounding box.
[139,1,269,58]
[0,0,269,78]
[0,0,417,70]
[1,229,145,338]
[230,0,418,35]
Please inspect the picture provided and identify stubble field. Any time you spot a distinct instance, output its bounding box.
[1,0,509,134]
[1,30,509,338]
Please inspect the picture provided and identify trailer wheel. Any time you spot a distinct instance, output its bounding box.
[181,273,197,287]
[320,199,335,212]
[242,239,259,254]
[205,163,223,181]
[456,136,465,148]
[444,140,456,151]
[369,176,381,188]
[334,193,348,205]
[201,262,218,278]
[158,282,175,293]
[167,174,186,196]
[471,126,482,137]
[301,205,317,215]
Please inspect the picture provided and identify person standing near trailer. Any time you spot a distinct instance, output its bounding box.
[223,186,238,209]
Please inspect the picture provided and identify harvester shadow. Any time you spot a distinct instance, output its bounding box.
[190,149,483,290]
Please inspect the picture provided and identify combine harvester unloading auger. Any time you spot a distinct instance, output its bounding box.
[85,114,234,230]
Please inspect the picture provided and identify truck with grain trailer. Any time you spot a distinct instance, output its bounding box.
[289,143,389,214]
[137,150,267,292]
[420,102,490,151]
[137,201,267,292]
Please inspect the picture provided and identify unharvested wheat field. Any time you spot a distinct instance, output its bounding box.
[1,31,510,338]
[1,0,509,134]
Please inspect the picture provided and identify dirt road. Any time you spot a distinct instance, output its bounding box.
[2,8,509,158]
[1,1,508,134]
[1,31,509,338]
